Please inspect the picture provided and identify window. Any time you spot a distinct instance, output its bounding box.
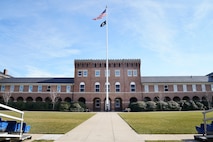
[95,70,100,77]
[47,86,51,92]
[201,84,206,92]
[183,84,187,92]
[115,70,120,77]
[173,84,177,92]
[164,85,168,91]
[144,85,149,93]
[19,85,24,92]
[154,85,158,92]
[78,70,82,77]
[130,82,136,92]
[115,82,120,92]
[10,85,14,92]
[1,85,5,92]
[83,70,88,77]
[66,85,71,93]
[127,70,132,76]
[57,85,61,92]
[105,70,110,77]
[192,84,196,92]
[29,85,33,92]
[38,85,42,92]
[133,70,137,76]
[95,82,100,92]
[211,84,213,91]
[105,82,110,92]
[80,82,85,92]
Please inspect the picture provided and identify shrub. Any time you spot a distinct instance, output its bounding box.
[128,101,147,112]
[156,101,168,111]
[168,101,180,110]
[146,101,157,111]
[70,102,85,112]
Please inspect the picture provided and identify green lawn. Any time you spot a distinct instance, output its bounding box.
[119,111,203,134]
[0,111,95,134]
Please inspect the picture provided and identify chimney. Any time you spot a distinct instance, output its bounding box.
[3,69,8,75]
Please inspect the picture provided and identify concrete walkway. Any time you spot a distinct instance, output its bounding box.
[55,112,144,142]
[26,112,198,142]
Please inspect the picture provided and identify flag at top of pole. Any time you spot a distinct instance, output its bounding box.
[92,7,107,20]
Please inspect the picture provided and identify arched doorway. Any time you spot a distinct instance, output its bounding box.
[130,97,137,104]
[36,97,42,102]
[64,97,72,102]
[93,98,101,111]
[173,96,180,102]
[144,97,151,102]
[114,98,122,111]
[78,97,86,104]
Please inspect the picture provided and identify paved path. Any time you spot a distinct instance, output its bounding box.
[55,112,144,142]
[26,112,198,142]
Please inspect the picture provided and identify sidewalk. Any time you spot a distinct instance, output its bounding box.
[27,112,198,142]
[55,112,144,142]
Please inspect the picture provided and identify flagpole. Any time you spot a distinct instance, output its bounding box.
[105,6,109,111]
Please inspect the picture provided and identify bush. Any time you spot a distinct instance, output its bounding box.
[146,101,157,111]
[168,101,180,110]
[70,102,85,112]
[128,101,146,112]
[59,102,71,111]
[156,101,168,111]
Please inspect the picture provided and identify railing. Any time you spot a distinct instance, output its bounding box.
[202,108,213,135]
[0,103,24,140]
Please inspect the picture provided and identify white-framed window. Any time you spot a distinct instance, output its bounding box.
[38,85,42,92]
[144,85,149,93]
[115,82,120,92]
[201,84,206,92]
[130,82,136,92]
[57,85,61,92]
[78,70,82,77]
[211,84,213,91]
[1,85,5,92]
[83,70,88,77]
[47,85,51,92]
[164,85,168,91]
[105,82,110,92]
[133,70,137,76]
[10,85,14,92]
[192,84,196,92]
[127,70,132,76]
[105,70,110,77]
[29,85,33,92]
[95,82,100,92]
[95,70,100,77]
[115,70,120,77]
[173,84,177,92]
[80,82,85,92]
[19,85,24,92]
[154,84,158,92]
[66,85,71,93]
[183,84,187,92]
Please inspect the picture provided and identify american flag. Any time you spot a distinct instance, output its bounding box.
[93,9,106,20]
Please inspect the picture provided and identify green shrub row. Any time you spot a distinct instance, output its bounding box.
[0,101,86,112]
[128,100,210,112]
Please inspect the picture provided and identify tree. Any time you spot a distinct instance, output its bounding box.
[3,91,11,105]
[49,88,60,110]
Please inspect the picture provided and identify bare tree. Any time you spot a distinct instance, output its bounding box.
[3,91,11,105]
[49,88,60,110]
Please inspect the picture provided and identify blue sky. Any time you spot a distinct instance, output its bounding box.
[0,0,213,77]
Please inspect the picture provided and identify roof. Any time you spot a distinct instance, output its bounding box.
[0,78,74,84]
[141,76,210,83]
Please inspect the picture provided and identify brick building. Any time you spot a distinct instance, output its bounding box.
[0,59,213,111]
